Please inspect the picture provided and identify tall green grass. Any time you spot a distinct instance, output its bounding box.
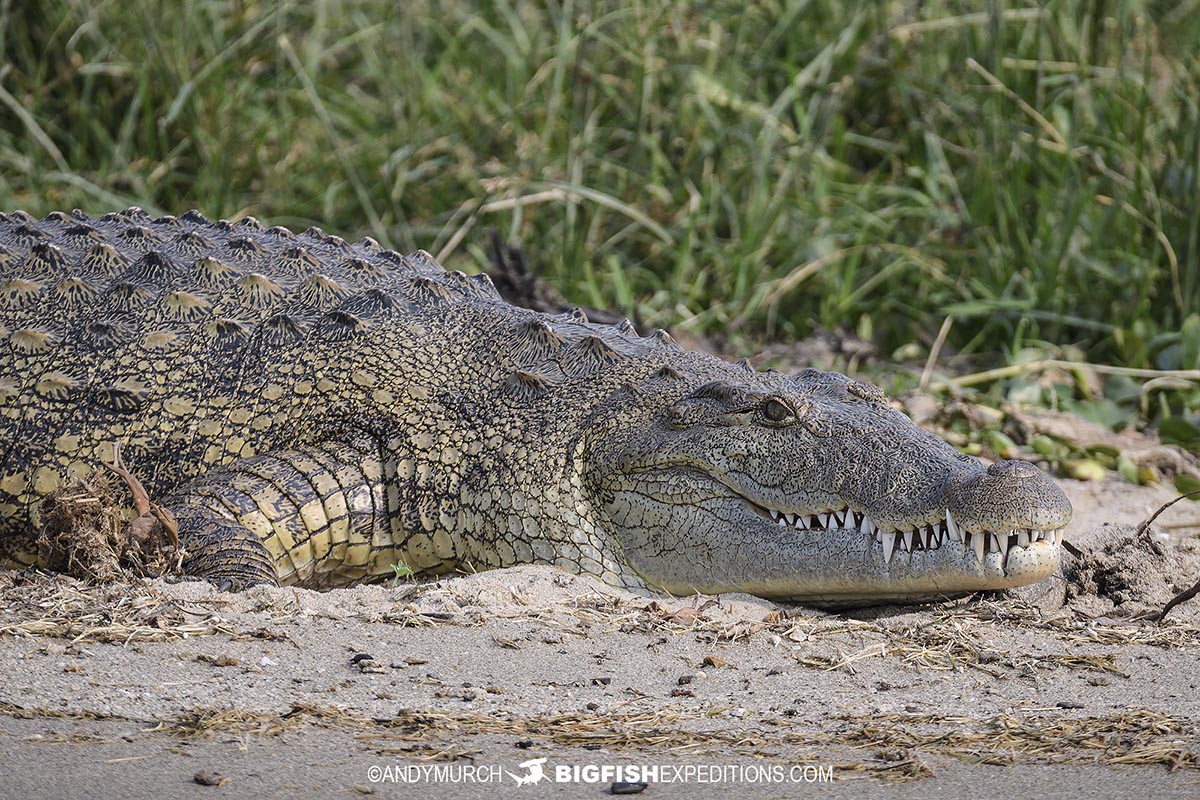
[1,1,1198,374]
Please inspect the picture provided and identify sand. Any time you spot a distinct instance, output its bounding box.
[2,476,1199,799]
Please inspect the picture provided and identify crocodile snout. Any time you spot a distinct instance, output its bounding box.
[948,459,1073,533]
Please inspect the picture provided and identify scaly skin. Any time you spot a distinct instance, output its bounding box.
[0,208,1071,605]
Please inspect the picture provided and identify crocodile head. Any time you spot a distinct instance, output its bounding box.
[593,367,1071,607]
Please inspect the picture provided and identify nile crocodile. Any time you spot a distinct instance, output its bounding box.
[0,208,1072,606]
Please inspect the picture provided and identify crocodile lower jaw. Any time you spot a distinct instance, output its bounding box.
[747,501,1066,571]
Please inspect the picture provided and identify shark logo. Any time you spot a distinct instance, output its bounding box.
[507,757,549,787]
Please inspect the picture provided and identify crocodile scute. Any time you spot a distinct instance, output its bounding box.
[0,208,1072,606]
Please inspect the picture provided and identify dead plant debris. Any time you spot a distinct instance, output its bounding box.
[33,466,185,584]
[0,571,233,643]
[90,703,1200,779]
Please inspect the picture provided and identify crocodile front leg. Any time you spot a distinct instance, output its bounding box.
[166,437,400,590]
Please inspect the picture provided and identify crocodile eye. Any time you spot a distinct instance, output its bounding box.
[762,398,793,423]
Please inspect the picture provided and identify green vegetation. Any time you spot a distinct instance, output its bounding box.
[2,2,1198,437]
[391,560,415,586]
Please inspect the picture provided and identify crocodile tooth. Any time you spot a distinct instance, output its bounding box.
[945,509,960,541]
[819,513,830,530]
[972,532,985,564]
[905,530,918,551]
[783,513,795,526]
[880,531,896,566]
[1016,530,1030,548]
[861,517,877,536]
[994,533,1009,563]
[798,515,810,530]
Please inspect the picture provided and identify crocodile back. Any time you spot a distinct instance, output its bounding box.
[0,208,500,556]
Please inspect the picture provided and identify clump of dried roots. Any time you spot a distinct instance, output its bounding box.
[35,461,185,583]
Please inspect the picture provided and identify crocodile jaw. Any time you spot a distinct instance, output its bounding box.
[737,505,1064,605]
[603,489,1065,607]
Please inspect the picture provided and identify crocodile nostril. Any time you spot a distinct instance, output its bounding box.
[987,460,1040,478]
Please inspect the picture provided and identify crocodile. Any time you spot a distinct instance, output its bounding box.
[0,208,1072,606]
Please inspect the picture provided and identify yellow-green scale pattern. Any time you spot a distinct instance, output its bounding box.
[0,208,717,590]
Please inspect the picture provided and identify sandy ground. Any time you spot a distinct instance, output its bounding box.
[2,476,1199,799]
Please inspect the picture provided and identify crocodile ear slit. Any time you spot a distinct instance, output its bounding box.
[687,381,744,404]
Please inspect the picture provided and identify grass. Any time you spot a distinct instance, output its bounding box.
[1,2,1198,405]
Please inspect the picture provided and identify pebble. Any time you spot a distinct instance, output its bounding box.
[351,653,385,674]
[610,781,648,794]
[193,770,227,786]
